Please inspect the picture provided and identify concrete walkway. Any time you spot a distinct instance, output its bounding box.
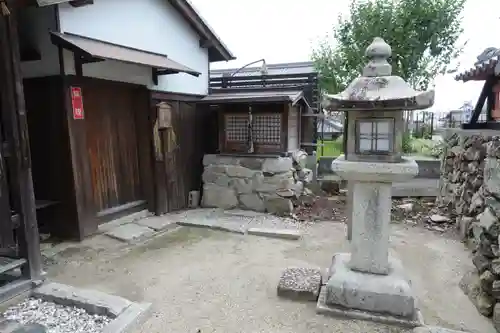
[43,217,494,333]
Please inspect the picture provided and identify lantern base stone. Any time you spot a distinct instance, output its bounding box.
[317,253,422,328]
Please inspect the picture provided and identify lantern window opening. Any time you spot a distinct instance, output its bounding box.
[355,118,394,155]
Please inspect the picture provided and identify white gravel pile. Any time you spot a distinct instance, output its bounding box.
[3,297,112,333]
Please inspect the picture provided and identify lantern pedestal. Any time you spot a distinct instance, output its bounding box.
[317,253,424,327]
[316,156,423,327]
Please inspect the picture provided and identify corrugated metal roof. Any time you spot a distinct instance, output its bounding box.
[199,90,309,106]
[210,61,316,78]
[455,47,500,82]
[50,32,200,76]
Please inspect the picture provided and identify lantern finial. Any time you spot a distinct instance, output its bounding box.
[363,37,392,77]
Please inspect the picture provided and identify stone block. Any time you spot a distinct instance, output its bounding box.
[102,302,151,333]
[459,216,474,240]
[264,197,293,216]
[202,154,217,166]
[262,157,293,174]
[239,193,265,212]
[247,227,301,240]
[202,171,230,187]
[484,158,500,197]
[277,267,321,301]
[324,253,416,318]
[201,184,238,209]
[479,207,500,238]
[480,270,495,292]
[491,258,500,275]
[105,224,155,244]
[493,303,500,332]
[230,178,253,194]
[459,269,495,316]
[225,165,255,178]
[33,282,132,318]
[491,280,500,300]
[239,157,264,170]
[472,252,490,273]
[203,154,239,166]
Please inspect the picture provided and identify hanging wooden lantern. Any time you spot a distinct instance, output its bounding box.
[157,102,172,130]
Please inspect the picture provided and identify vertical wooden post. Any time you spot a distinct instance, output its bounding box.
[0,2,41,280]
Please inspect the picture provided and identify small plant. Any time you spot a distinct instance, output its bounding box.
[402,132,413,154]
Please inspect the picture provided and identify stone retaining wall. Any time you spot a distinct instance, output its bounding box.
[438,129,500,329]
[201,153,312,215]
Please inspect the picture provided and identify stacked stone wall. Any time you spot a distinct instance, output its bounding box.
[438,130,500,330]
[201,153,312,215]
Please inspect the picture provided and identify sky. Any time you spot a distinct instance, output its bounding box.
[190,0,500,113]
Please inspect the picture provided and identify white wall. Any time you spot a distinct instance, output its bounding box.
[19,6,60,78]
[58,0,209,95]
[288,106,299,151]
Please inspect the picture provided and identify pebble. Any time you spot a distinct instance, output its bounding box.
[2,298,112,333]
[429,214,450,223]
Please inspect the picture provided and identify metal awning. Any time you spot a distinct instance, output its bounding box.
[50,32,200,79]
[200,90,310,108]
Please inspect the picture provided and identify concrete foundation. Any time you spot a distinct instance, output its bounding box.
[318,253,423,327]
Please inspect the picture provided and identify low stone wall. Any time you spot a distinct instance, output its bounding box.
[201,153,312,215]
[437,129,500,329]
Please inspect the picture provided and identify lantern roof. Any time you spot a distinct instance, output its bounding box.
[323,37,435,112]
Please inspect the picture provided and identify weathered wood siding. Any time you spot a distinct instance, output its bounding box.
[64,76,154,238]
[151,93,205,213]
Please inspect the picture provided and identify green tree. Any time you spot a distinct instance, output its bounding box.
[312,0,466,93]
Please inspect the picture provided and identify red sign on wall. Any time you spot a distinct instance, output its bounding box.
[70,87,84,120]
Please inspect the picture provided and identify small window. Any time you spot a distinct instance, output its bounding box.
[253,114,281,144]
[223,112,282,153]
[356,118,394,154]
[225,114,248,142]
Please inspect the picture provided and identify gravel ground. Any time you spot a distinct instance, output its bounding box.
[2,298,111,333]
[44,221,495,333]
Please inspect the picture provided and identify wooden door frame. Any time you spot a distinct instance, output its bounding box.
[62,75,155,238]
[0,1,41,280]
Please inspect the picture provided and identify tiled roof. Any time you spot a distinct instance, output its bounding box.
[455,47,500,82]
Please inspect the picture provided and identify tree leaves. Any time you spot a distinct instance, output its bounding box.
[312,0,466,93]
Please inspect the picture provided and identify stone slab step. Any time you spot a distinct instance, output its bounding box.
[0,257,26,275]
[135,216,179,232]
[247,228,301,240]
[104,223,155,244]
[413,327,470,333]
[33,282,132,318]
[98,210,150,234]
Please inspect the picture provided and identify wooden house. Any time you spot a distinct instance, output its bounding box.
[2,0,234,249]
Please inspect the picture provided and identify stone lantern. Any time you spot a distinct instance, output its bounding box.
[317,37,434,326]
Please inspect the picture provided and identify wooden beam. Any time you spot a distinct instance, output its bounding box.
[0,1,41,280]
[469,77,496,124]
[69,0,94,7]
